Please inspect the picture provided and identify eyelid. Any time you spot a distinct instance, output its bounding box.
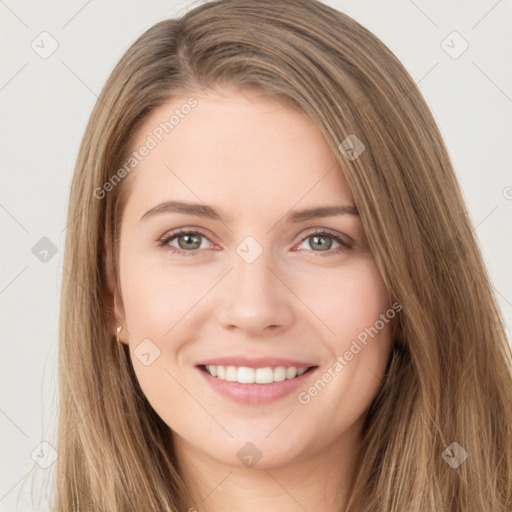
[158,227,219,253]
[158,226,354,255]
[295,227,354,247]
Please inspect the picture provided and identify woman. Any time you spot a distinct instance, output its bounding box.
[56,0,512,510]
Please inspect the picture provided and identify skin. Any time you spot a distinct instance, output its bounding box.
[110,87,395,511]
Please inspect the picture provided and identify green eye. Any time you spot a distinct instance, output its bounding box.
[174,233,203,250]
[296,229,353,256]
[307,234,336,251]
[158,228,352,257]
[159,230,212,254]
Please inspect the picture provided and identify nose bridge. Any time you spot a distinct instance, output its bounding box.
[215,244,294,334]
[232,252,274,301]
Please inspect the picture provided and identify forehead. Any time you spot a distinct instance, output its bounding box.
[123,88,354,219]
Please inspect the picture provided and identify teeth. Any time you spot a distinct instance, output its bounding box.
[238,367,255,384]
[225,366,237,382]
[204,365,310,384]
[256,367,273,384]
[273,366,286,382]
[286,367,297,379]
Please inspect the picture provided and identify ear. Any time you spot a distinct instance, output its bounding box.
[105,242,128,344]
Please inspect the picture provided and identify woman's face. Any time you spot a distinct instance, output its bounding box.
[114,87,395,469]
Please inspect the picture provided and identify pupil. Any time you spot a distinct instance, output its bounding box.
[310,235,332,251]
[179,234,201,250]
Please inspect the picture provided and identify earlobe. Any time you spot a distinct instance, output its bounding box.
[105,243,127,343]
[112,293,127,343]
[115,325,127,346]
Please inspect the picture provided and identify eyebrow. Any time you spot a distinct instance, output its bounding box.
[286,204,359,222]
[140,200,359,223]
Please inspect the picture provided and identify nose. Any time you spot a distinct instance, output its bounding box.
[215,253,295,337]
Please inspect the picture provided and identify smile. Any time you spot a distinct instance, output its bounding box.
[196,362,318,405]
[202,364,311,384]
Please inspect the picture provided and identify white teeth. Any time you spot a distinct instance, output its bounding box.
[273,366,287,382]
[204,365,311,384]
[237,367,255,384]
[255,367,273,384]
[225,366,237,382]
[286,367,297,379]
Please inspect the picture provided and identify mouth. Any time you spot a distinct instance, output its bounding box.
[198,364,316,384]
[195,360,318,405]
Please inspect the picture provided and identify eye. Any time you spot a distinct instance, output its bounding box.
[158,228,353,257]
[158,229,215,255]
[296,229,352,256]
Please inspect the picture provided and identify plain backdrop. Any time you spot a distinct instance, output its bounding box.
[1,0,511,510]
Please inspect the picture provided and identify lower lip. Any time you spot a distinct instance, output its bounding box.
[196,366,317,405]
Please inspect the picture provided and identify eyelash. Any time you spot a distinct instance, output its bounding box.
[158,228,353,257]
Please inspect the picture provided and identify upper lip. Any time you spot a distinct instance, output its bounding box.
[196,356,317,369]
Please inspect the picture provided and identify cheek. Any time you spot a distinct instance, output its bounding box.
[293,257,392,348]
[118,254,208,421]
[292,259,394,428]
[120,253,216,341]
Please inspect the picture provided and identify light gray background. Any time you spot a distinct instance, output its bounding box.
[1,0,511,510]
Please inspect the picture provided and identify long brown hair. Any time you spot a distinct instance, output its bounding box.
[55,0,512,510]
